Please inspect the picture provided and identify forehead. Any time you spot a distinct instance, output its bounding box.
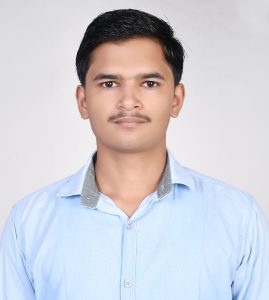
[87,37,172,78]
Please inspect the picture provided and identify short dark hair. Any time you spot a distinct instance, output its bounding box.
[76,9,185,86]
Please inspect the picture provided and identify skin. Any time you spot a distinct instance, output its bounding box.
[76,37,185,218]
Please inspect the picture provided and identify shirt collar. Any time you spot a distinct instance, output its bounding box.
[57,149,195,206]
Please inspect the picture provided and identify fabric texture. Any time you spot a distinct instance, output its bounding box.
[1,149,269,300]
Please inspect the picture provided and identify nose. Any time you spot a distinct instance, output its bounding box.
[117,84,142,111]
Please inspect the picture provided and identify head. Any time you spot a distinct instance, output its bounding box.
[76,9,185,87]
[76,9,186,154]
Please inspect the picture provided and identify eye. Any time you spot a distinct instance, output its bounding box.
[142,81,159,88]
[101,81,117,88]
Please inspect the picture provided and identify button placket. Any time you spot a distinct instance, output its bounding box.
[120,220,136,299]
[124,279,132,288]
[126,222,134,230]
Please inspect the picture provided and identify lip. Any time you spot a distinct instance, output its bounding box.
[115,117,146,123]
[114,117,147,127]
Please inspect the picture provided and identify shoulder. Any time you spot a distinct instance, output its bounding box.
[188,167,253,198]
[0,174,75,249]
[180,165,257,222]
[11,175,73,224]
[11,157,91,223]
[169,150,254,214]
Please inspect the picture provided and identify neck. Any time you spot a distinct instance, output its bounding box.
[94,142,167,201]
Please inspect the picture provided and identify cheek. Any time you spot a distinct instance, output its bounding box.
[86,92,112,116]
[148,94,173,120]
[88,109,108,130]
[86,88,119,108]
[149,98,173,131]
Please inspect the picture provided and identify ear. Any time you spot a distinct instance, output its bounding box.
[170,83,185,118]
[76,85,89,120]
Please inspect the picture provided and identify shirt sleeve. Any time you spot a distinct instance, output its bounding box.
[0,205,35,300]
[231,196,269,300]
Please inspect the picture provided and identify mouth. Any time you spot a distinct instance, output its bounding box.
[113,117,147,127]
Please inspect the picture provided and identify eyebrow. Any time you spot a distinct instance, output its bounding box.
[93,72,166,81]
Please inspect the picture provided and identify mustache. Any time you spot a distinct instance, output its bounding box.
[108,112,151,122]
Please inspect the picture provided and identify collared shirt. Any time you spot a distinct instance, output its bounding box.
[0,149,269,300]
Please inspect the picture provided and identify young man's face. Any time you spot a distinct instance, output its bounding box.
[76,37,184,153]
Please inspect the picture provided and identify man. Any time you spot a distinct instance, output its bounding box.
[0,8,268,300]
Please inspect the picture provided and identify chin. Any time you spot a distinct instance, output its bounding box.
[96,135,164,153]
[99,140,152,154]
[111,144,147,154]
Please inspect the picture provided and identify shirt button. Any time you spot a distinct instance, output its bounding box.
[124,279,132,288]
[126,223,133,230]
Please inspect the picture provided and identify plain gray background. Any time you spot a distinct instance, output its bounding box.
[1,0,269,232]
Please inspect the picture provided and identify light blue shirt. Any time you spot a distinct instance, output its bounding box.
[1,149,269,300]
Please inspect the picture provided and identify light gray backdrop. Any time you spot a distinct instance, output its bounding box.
[1,0,269,232]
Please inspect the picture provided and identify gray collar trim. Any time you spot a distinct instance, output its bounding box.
[80,151,172,208]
